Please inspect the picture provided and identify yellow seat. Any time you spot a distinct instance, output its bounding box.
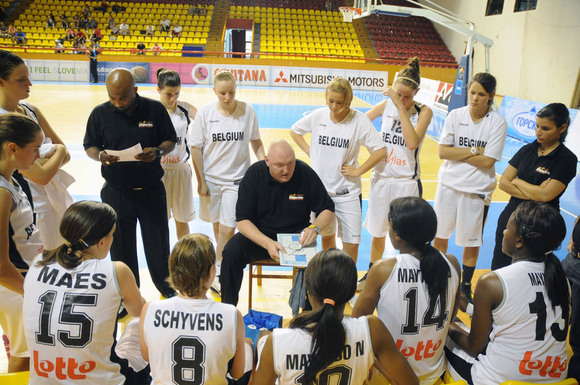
[500,380,578,385]
[0,371,30,385]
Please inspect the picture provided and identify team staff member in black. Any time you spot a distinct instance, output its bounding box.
[84,68,177,298]
[87,43,99,83]
[220,140,335,305]
[491,103,577,270]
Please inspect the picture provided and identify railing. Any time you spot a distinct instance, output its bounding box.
[0,45,458,67]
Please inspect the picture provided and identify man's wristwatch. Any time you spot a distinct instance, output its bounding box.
[308,225,320,234]
[156,146,164,156]
[470,146,479,156]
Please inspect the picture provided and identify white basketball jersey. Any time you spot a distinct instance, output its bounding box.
[377,253,459,385]
[272,316,374,384]
[437,106,507,199]
[372,100,423,180]
[472,261,568,385]
[23,257,124,384]
[142,297,238,385]
[161,101,191,168]
[188,100,260,184]
[291,108,384,202]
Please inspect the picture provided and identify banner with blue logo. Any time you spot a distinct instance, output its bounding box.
[499,95,579,144]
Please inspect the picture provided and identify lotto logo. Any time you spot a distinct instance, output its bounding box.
[395,339,442,361]
[519,351,567,378]
[33,350,96,379]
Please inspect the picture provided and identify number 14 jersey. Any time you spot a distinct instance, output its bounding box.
[377,253,459,385]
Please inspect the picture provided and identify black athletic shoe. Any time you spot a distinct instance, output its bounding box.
[460,282,473,304]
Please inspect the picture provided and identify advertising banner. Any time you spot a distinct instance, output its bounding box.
[26,59,89,82]
[96,61,151,83]
[499,95,579,147]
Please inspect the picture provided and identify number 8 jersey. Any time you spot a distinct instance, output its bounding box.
[376,253,459,385]
[142,297,238,385]
[23,256,125,384]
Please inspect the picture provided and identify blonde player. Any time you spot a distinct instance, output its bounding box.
[156,67,197,240]
[140,233,247,384]
[353,197,460,385]
[23,201,146,384]
[361,57,433,289]
[433,72,507,306]
[189,71,264,293]
[290,77,386,262]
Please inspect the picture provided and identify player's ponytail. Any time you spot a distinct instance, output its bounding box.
[512,202,569,323]
[389,197,450,301]
[289,249,357,385]
[395,57,421,91]
[38,201,117,269]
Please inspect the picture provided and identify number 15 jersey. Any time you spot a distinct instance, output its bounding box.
[142,297,238,385]
[377,253,459,385]
[23,256,124,384]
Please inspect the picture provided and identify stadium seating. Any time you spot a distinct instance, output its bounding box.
[7,0,215,56]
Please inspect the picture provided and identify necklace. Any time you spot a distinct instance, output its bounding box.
[539,142,559,156]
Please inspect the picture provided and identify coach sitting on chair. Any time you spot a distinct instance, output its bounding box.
[220,139,335,305]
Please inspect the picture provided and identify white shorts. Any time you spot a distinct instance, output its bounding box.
[199,180,238,228]
[328,196,362,244]
[162,162,196,223]
[364,178,421,238]
[434,184,488,247]
[0,285,28,358]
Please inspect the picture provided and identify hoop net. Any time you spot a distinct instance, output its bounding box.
[339,7,360,22]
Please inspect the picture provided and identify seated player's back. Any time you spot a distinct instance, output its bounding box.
[23,256,123,384]
[142,293,238,384]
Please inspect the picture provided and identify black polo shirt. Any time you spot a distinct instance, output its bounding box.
[509,140,577,207]
[236,159,334,237]
[84,94,177,189]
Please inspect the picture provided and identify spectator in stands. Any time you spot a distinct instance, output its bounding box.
[136,41,146,55]
[171,22,182,38]
[76,29,87,45]
[90,28,102,43]
[111,3,123,14]
[325,0,333,11]
[54,38,65,53]
[72,13,80,28]
[87,17,97,29]
[108,15,116,30]
[60,14,69,28]
[188,4,201,15]
[80,14,88,29]
[119,19,130,36]
[159,15,170,32]
[0,22,9,37]
[83,4,91,17]
[46,14,56,28]
[146,23,155,37]
[152,42,162,56]
[110,22,120,36]
[12,28,27,45]
[95,1,109,14]
[64,27,76,41]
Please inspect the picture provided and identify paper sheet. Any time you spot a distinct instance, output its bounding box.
[105,143,143,162]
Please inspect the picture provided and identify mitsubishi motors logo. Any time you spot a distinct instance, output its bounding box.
[274,70,288,83]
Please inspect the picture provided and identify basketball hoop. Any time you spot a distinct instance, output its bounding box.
[339,7,361,22]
